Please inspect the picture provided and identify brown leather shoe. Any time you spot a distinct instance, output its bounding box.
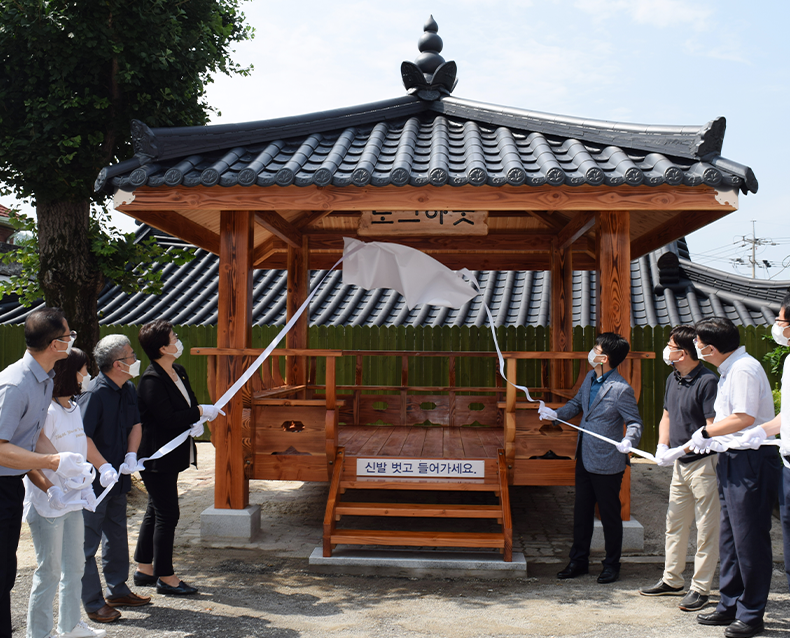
[87,604,121,623]
[105,591,152,607]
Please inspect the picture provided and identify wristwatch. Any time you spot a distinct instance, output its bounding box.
[701,426,711,439]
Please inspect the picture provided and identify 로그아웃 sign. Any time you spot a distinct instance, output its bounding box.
[356,458,485,478]
[358,210,488,236]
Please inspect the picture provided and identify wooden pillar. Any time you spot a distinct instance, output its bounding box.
[286,234,309,386]
[595,210,633,521]
[550,239,573,396]
[215,210,254,509]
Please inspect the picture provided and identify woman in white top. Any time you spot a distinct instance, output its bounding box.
[24,348,105,638]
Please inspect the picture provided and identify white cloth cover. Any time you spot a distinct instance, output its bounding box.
[342,237,478,310]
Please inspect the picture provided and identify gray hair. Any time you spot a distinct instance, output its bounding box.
[94,334,131,373]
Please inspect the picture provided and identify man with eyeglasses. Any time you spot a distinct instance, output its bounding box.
[690,317,779,638]
[639,325,719,612]
[78,335,151,623]
[0,308,92,638]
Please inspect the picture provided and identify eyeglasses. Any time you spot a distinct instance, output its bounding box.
[114,354,137,362]
[170,334,179,343]
[693,338,711,350]
[52,331,77,343]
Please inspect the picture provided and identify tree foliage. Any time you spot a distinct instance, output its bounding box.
[0,1,253,366]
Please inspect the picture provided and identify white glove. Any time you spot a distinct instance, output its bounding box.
[119,452,143,475]
[708,438,727,453]
[654,444,669,465]
[538,405,558,421]
[691,427,712,454]
[200,404,225,422]
[659,446,687,467]
[63,464,95,491]
[616,437,632,454]
[738,425,767,450]
[98,463,118,488]
[55,451,88,479]
[46,486,67,510]
[190,417,208,438]
[80,487,97,512]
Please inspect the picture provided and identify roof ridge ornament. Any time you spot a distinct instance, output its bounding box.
[401,15,457,101]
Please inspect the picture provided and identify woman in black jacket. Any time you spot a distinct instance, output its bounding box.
[132,320,221,595]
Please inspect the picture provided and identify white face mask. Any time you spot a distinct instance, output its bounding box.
[662,346,683,366]
[79,371,91,393]
[588,348,602,369]
[772,322,789,347]
[695,343,712,360]
[172,339,184,359]
[125,359,141,378]
[56,337,74,356]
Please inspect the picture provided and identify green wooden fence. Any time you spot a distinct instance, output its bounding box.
[0,324,779,451]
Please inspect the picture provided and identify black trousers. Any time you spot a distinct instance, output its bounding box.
[134,471,180,577]
[716,447,780,625]
[569,458,624,570]
[0,476,24,638]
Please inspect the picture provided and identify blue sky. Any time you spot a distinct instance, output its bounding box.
[7,0,790,279]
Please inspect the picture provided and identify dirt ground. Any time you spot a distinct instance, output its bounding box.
[11,445,790,637]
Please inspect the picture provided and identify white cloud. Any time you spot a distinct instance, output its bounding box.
[575,0,714,30]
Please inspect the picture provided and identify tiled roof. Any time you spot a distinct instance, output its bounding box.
[1,226,783,328]
[95,18,757,196]
[95,98,756,195]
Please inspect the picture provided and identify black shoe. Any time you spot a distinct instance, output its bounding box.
[133,571,158,586]
[156,578,198,596]
[678,590,709,611]
[724,620,764,638]
[597,567,619,584]
[557,561,588,579]
[639,579,684,596]
[698,610,736,626]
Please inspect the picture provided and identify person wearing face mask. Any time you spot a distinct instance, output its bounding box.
[0,308,93,638]
[24,347,107,638]
[638,325,720,612]
[733,291,790,595]
[690,317,778,638]
[132,320,222,596]
[77,335,151,623]
[542,332,643,585]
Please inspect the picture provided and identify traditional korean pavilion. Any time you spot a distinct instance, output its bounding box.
[91,17,757,558]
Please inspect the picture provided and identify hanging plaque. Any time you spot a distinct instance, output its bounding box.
[358,210,489,236]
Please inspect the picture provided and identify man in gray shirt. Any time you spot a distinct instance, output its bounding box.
[639,325,719,612]
[0,308,90,638]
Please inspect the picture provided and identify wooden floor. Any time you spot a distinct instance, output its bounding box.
[338,425,503,459]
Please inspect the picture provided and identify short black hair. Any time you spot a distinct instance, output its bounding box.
[780,290,790,319]
[669,325,698,361]
[596,332,630,369]
[695,317,739,354]
[25,307,67,352]
[138,319,173,362]
[52,348,88,398]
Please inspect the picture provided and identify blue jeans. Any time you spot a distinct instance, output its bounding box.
[26,508,85,638]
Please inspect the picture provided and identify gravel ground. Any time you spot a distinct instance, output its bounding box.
[10,445,790,638]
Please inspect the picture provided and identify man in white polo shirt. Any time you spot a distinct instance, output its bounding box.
[691,317,779,638]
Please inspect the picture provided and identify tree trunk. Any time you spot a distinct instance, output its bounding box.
[37,200,104,373]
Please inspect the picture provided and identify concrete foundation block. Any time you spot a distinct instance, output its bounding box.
[200,505,261,542]
[591,517,644,553]
[308,548,527,579]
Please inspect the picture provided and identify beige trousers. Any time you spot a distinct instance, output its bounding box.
[662,454,720,594]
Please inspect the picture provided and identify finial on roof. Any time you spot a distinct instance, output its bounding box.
[401,15,457,100]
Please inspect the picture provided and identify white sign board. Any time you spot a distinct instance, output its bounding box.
[356,458,485,478]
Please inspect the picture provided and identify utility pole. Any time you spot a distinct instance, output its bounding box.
[735,221,776,279]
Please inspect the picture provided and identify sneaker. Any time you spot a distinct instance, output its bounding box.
[639,579,684,596]
[59,620,107,638]
[679,590,709,611]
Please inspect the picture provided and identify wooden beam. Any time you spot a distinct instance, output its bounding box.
[252,237,279,268]
[296,209,335,229]
[630,209,733,258]
[119,184,740,213]
[557,212,596,251]
[122,210,220,254]
[253,211,302,249]
[550,240,573,395]
[215,211,253,509]
[302,230,557,252]
[286,235,309,387]
[525,210,567,232]
[596,210,631,339]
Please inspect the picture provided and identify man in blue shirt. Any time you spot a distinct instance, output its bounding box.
[540,332,643,584]
[0,308,89,638]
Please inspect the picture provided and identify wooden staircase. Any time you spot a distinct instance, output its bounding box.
[323,448,513,561]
